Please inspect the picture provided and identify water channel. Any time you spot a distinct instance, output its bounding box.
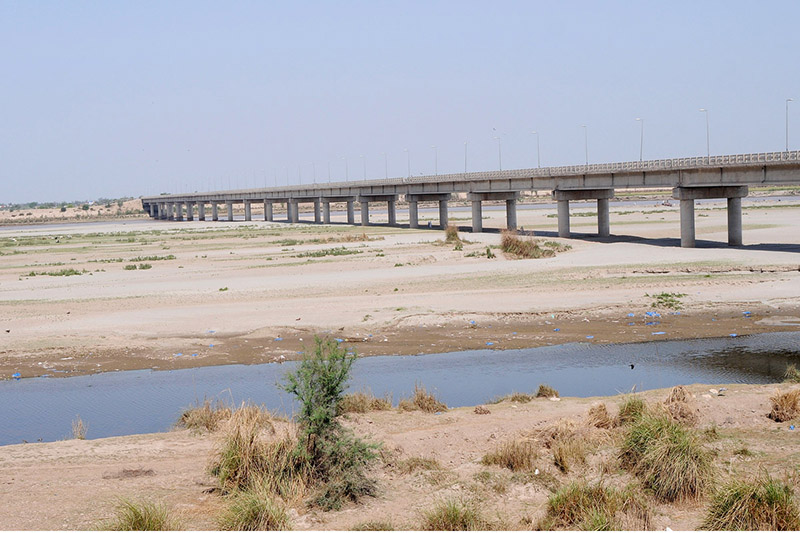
[2,331,799,446]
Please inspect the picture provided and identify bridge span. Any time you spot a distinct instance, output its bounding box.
[141,151,800,248]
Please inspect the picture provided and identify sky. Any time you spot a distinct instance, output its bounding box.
[2,0,799,203]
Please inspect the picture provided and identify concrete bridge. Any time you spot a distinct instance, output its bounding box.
[141,151,800,248]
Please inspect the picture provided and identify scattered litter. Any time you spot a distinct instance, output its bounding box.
[628,322,636,326]
[711,318,717,321]
[207,330,216,334]
[672,311,681,315]
[645,311,661,318]
[553,328,560,332]
[334,338,344,343]
[209,344,214,348]
[791,425,796,431]
[709,388,718,395]
[549,397,561,402]
[191,353,198,357]
[12,372,21,380]
[743,311,751,315]
[469,320,476,325]
[534,468,540,475]
[174,353,183,357]
[645,321,660,326]
[586,335,594,339]
[730,333,738,337]
[652,332,666,335]
[274,337,283,341]
[627,313,635,317]
[486,342,495,346]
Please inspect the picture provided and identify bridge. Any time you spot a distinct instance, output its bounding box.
[141,151,800,248]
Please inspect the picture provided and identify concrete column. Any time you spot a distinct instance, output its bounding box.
[438,200,449,228]
[680,199,695,248]
[156,204,162,219]
[727,197,743,246]
[506,199,517,231]
[557,200,570,238]
[322,201,331,224]
[597,198,610,237]
[285,202,292,222]
[388,200,396,226]
[226,201,234,222]
[198,202,206,221]
[264,201,273,222]
[289,201,299,223]
[148,204,156,218]
[360,200,370,226]
[211,202,219,221]
[244,201,252,221]
[409,200,419,228]
[471,200,483,233]
[314,199,321,223]
[346,200,355,224]
[175,202,184,221]
[186,202,194,221]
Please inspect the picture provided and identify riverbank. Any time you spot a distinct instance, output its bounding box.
[1,382,798,530]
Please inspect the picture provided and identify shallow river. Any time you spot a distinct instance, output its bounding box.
[2,332,799,446]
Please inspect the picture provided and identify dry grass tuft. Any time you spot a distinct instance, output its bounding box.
[784,364,800,383]
[473,405,490,415]
[539,481,651,531]
[662,386,699,425]
[444,225,461,244]
[553,437,587,474]
[217,487,292,531]
[178,399,232,431]
[536,383,559,399]
[768,389,800,422]
[72,415,87,440]
[340,390,392,413]
[530,419,579,449]
[397,456,441,474]
[666,385,690,403]
[103,498,179,531]
[481,439,538,472]
[398,384,447,413]
[587,402,615,429]
[700,474,800,531]
[500,230,555,259]
[420,498,491,531]
[351,520,395,531]
[617,395,647,425]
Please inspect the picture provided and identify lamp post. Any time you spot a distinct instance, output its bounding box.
[581,125,588,166]
[635,118,643,162]
[404,148,410,178]
[431,145,438,175]
[699,108,710,158]
[531,131,540,168]
[787,98,794,151]
[311,162,316,184]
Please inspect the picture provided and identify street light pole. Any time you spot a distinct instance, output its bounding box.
[581,125,588,166]
[699,108,710,158]
[635,118,643,162]
[311,162,316,184]
[787,98,794,151]
[531,131,540,168]
[431,145,438,175]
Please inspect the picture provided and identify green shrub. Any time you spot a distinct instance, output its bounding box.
[617,395,647,425]
[701,475,800,530]
[620,414,714,501]
[539,481,651,531]
[421,499,490,531]
[217,488,291,531]
[123,264,137,270]
[103,499,178,531]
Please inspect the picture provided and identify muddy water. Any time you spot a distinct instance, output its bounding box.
[2,332,799,446]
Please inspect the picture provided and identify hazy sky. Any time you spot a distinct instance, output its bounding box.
[2,0,799,203]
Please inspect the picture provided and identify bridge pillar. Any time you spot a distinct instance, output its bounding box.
[244,201,252,221]
[289,201,299,223]
[506,199,517,231]
[553,189,615,239]
[408,200,419,228]
[314,199,321,223]
[226,201,234,222]
[346,200,355,224]
[360,200,370,226]
[197,202,205,221]
[211,202,219,221]
[322,201,331,224]
[471,201,482,233]
[358,195,398,226]
[186,202,194,221]
[175,202,184,221]
[388,199,397,226]
[672,186,747,248]
[264,200,273,222]
[148,204,155,218]
[438,200,448,228]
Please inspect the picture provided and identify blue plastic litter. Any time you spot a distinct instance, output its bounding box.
[334,338,344,343]
[586,335,594,339]
[274,337,283,341]
[672,312,681,315]
[486,341,495,346]
[553,328,560,332]
[209,344,214,348]
[174,353,183,357]
[730,333,738,337]
[652,332,666,335]
[12,372,21,380]
[469,320,476,325]
[628,322,636,326]
[191,353,198,357]
[512,332,517,335]
[791,425,796,431]
[208,330,216,333]
[743,311,751,315]
[627,313,635,317]
[645,321,660,326]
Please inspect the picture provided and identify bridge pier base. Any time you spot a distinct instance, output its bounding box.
[264,200,273,221]
[211,202,219,221]
[388,199,397,226]
[467,191,519,233]
[358,195,398,227]
[244,201,252,221]
[314,199,321,223]
[322,201,331,223]
[175,202,184,221]
[439,200,449,228]
[672,186,748,248]
[186,202,194,221]
[289,201,299,223]
[226,201,234,222]
[471,201,482,233]
[346,200,355,224]
[506,199,517,231]
[360,201,370,226]
[553,188,615,238]
[198,202,205,221]
[408,200,419,228]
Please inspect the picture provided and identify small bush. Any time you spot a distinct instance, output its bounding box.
[444,225,461,244]
[648,292,687,310]
[620,414,714,501]
[663,385,699,425]
[539,481,651,531]
[398,384,447,413]
[137,263,152,270]
[72,415,87,440]
[587,402,614,429]
[178,399,232,431]
[104,499,178,531]
[768,389,800,422]
[536,384,559,398]
[421,499,490,531]
[398,456,441,474]
[500,230,555,259]
[617,395,647,425]
[340,390,392,413]
[217,488,291,531]
[123,264,137,270]
[481,439,538,472]
[701,475,800,531]
[784,364,800,383]
[553,437,587,473]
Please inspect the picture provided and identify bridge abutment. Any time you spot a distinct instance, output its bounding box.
[672,186,748,247]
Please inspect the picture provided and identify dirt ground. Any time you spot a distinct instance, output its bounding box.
[1,383,799,530]
[1,195,800,530]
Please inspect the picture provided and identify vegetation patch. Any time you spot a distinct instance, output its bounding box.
[538,481,651,531]
[294,246,363,258]
[620,414,714,501]
[351,520,395,530]
[491,391,533,404]
[398,384,448,413]
[701,475,800,531]
[129,255,176,262]
[420,498,491,531]
[587,402,615,429]
[784,364,800,383]
[339,390,392,413]
[26,268,86,277]
[500,230,556,259]
[647,291,687,310]
[481,439,538,472]
[217,488,292,531]
[768,389,800,422]
[72,415,87,440]
[536,384,559,399]
[397,456,441,474]
[617,395,647,425]
[102,499,179,531]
